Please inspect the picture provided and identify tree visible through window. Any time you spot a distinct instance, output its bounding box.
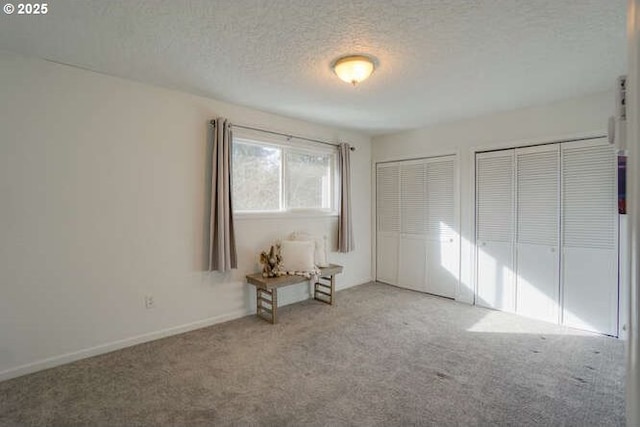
[232,138,335,213]
[286,151,332,209]
[232,142,281,211]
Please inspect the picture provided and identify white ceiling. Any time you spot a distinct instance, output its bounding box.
[0,0,627,135]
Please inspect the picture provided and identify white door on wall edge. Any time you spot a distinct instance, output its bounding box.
[376,163,400,284]
[476,150,516,312]
[425,158,458,298]
[397,161,428,291]
[561,140,618,336]
[515,145,560,324]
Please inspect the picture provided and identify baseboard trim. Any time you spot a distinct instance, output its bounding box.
[0,280,369,382]
[336,280,367,292]
[0,308,249,382]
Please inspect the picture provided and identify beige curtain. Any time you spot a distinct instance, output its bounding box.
[338,143,355,252]
[208,118,237,272]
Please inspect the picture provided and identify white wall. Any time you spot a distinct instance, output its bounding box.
[373,92,615,305]
[0,51,372,380]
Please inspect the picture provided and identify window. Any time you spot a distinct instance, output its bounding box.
[232,137,336,213]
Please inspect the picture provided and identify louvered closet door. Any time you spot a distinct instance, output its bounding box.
[425,157,457,298]
[376,164,400,285]
[515,146,560,323]
[561,141,618,335]
[398,161,428,292]
[476,151,516,312]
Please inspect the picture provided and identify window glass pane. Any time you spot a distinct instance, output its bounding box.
[285,150,333,209]
[232,141,281,211]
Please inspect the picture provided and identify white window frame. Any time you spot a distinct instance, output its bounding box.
[232,133,339,218]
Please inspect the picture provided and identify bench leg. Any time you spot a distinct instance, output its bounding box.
[314,275,335,305]
[330,274,335,305]
[256,288,278,324]
[272,289,278,323]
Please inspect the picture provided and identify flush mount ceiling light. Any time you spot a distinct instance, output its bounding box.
[332,55,376,86]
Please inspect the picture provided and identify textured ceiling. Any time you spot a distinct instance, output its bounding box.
[0,0,627,135]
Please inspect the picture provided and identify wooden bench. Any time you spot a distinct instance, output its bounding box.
[245,264,343,324]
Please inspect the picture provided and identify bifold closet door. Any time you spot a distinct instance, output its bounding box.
[376,164,400,285]
[376,156,457,297]
[562,141,618,335]
[425,158,457,298]
[515,146,560,323]
[398,161,427,292]
[476,151,516,312]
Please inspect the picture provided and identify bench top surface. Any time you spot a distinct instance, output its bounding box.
[246,264,343,289]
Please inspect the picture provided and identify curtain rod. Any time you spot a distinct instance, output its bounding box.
[210,120,356,151]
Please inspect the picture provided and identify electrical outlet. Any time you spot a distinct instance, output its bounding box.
[144,295,155,309]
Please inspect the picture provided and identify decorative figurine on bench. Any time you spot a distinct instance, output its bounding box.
[259,244,284,278]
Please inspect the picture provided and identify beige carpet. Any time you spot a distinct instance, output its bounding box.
[0,282,625,426]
